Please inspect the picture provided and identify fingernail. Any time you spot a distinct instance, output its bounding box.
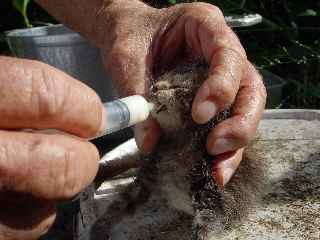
[134,120,160,154]
[134,122,147,152]
[193,100,217,124]
[142,131,157,154]
[209,138,237,155]
[221,168,235,186]
[212,169,223,189]
[213,167,235,187]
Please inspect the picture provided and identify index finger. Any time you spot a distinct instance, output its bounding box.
[182,7,247,123]
[206,64,267,155]
[0,56,104,138]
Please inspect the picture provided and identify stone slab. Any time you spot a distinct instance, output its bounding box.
[93,109,320,239]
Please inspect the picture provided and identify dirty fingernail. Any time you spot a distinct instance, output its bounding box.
[213,167,235,187]
[134,123,147,152]
[209,138,237,155]
[193,100,217,124]
[134,119,160,154]
[221,168,235,186]
[212,169,223,189]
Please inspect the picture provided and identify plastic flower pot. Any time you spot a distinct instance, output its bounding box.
[260,69,286,109]
[5,24,116,102]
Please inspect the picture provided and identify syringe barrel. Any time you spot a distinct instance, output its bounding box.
[100,95,151,136]
[103,100,130,135]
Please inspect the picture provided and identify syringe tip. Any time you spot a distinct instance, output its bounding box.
[148,102,155,112]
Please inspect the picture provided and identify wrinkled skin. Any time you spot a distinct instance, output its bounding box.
[90,64,266,240]
[0,57,103,240]
[0,0,266,239]
[98,1,266,185]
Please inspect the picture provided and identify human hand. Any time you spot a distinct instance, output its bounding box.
[0,56,104,239]
[100,1,266,187]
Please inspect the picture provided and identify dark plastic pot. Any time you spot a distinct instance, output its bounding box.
[260,69,286,109]
[5,24,117,102]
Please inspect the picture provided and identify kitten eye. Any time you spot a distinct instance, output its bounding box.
[150,85,157,93]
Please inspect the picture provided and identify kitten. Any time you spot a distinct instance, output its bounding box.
[91,62,265,240]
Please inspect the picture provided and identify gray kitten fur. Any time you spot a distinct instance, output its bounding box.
[92,63,265,240]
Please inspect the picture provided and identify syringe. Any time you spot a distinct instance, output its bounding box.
[94,95,154,139]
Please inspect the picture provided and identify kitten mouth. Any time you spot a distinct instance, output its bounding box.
[150,82,192,116]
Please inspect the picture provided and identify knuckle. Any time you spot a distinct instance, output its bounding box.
[191,3,222,16]
[208,71,237,105]
[182,2,224,20]
[60,147,80,199]
[58,142,98,199]
[203,14,225,30]
[212,21,228,36]
[29,64,65,121]
[251,67,268,102]
[209,26,246,59]
[218,34,246,58]
[0,135,47,192]
[27,136,80,199]
[216,47,246,69]
[28,135,52,169]
[26,134,82,200]
[219,84,235,104]
[226,45,246,62]
[232,122,252,145]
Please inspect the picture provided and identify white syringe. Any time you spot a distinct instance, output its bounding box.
[94,95,154,139]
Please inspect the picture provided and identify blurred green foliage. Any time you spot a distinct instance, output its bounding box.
[216,0,320,108]
[0,0,56,31]
[165,0,320,108]
[2,0,320,108]
[12,0,31,27]
[167,0,177,4]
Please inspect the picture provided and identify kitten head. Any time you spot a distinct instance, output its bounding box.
[149,63,208,133]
